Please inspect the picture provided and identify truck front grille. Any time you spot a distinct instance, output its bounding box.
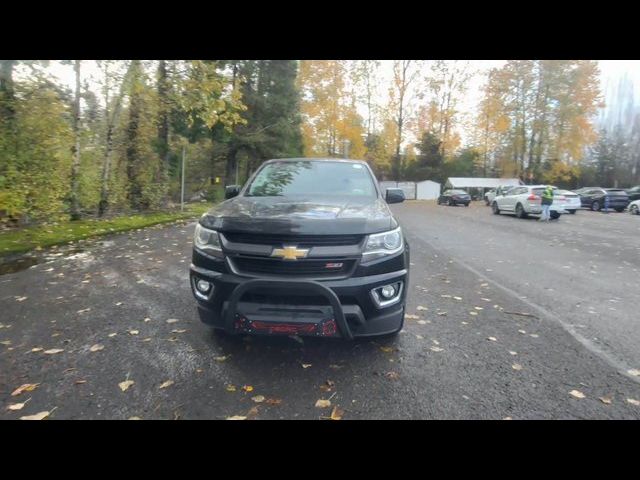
[230,256,355,278]
[223,232,363,247]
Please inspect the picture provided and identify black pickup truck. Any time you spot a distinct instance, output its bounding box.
[189,158,410,339]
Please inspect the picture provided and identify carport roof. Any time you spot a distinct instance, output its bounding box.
[445,177,522,189]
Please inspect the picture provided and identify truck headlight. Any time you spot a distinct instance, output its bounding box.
[362,227,403,262]
[194,223,223,257]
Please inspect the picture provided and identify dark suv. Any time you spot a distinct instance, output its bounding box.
[189,158,410,339]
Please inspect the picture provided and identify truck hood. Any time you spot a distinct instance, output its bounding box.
[199,195,396,235]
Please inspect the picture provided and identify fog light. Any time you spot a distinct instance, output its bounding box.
[380,284,396,299]
[196,279,211,293]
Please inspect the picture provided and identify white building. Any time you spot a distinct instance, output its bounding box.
[415,180,441,200]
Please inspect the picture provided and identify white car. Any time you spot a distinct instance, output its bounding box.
[491,185,569,219]
[555,189,581,214]
[485,185,516,205]
[629,199,640,215]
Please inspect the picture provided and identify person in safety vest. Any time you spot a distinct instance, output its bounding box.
[539,185,554,222]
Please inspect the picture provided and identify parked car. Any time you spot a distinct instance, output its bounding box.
[485,185,516,205]
[626,186,640,202]
[438,189,470,206]
[190,158,410,339]
[491,185,567,219]
[629,199,640,215]
[577,188,630,212]
[555,189,581,214]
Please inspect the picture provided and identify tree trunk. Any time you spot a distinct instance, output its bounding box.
[126,60,143,209]
[99,124,114,216]
[69,60,82,220]
[157,60,170,186]
[0,60,16,124]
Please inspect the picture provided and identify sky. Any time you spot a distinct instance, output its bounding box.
[34,59,640,146]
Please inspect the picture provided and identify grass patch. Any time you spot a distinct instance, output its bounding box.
[0,203,211,257]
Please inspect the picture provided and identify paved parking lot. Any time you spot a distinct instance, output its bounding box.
[1,202,639,419]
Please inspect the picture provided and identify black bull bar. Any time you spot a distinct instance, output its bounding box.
[221,279,353,339]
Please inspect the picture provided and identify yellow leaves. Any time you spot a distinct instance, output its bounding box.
[242,385,253,393]
[301,363,312,369]
[315,399,331,409]
[627,398,640,406]
[569,390,585,399]
[7,398,30,411]
[119,380,134,392]
[89,344,104,352]
[44,348,64,355]
[599,397,612,405]
[12,384,40,396]
[215,355,229,362]
[159,380,174,389]
[226,385,237,393]
[20,410,53,421]
[251,395,265,403]
[226,415,247,420]
[512,364,523,371]
[329,406,344,420]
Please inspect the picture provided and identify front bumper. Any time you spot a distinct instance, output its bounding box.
[190,264,408,338]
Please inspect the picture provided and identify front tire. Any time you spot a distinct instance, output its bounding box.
[550,211,560,220]
[492,202,500,215]
[591,200,600,211]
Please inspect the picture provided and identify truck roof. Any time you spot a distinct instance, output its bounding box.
[263,157,367,165]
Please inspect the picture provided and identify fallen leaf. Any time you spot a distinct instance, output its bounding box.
[330,406,344,420]
[266,398,282,405]
[1,340,12,346]
[251,395,265,403]
[166,319,179,324]
[226,385,237,392]
[379,346,393,353]
[415,335,424,340]
[89,344,104,352]
[599,397,612,405]
[128,330,139,335]
[128,416,142,420]
[315,399,331,408]
[430,346,444,352]
[627,369,640,377]
[627,398,640,406]
[569,390,585,399]
[469,312,478,316]
[119,380,135,392]
[487,337,497,342]
[301,363,312,369]
[43,348,64,355]
[115,302,123,306]
[7,399,30,411]
[246,406,259,418]
[242,385,253,393]
[436,311,447,316]
[453,296,462,301]
[385,371,399,380]
[416,306,428,311]
[227,415,247,420]
[159,380,174,389]
[529,334,539,338]
[20,411,52,420]
[31,348,43,353]
[171,329,187,334]
[77,308,91,314]
[417,320,427,325]
[509,351,518,356]
[329,364,343,370]
[74,380,86,385]
[512,363,523,371]
[215,355,228,362]
[16,296,28,302]
[474,307,484,310]
[404,314,419,320]
[108,333,117,337]
[518,330,527,334]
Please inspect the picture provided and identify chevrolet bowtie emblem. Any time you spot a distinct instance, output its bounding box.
[271,245,309,260]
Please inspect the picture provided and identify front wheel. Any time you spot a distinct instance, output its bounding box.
[591,200,600,211]
[550,211,560,220]
[492,202,500,215]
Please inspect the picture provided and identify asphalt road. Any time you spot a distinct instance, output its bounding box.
[1,203,640,419]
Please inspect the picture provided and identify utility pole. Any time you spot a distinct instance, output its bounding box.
[181,145,186,212]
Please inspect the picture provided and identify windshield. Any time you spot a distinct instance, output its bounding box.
[450,190,468,195]
[246,161,377,197]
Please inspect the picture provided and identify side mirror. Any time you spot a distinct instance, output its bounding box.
[225,185,241,199]
[385,188,405,204]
